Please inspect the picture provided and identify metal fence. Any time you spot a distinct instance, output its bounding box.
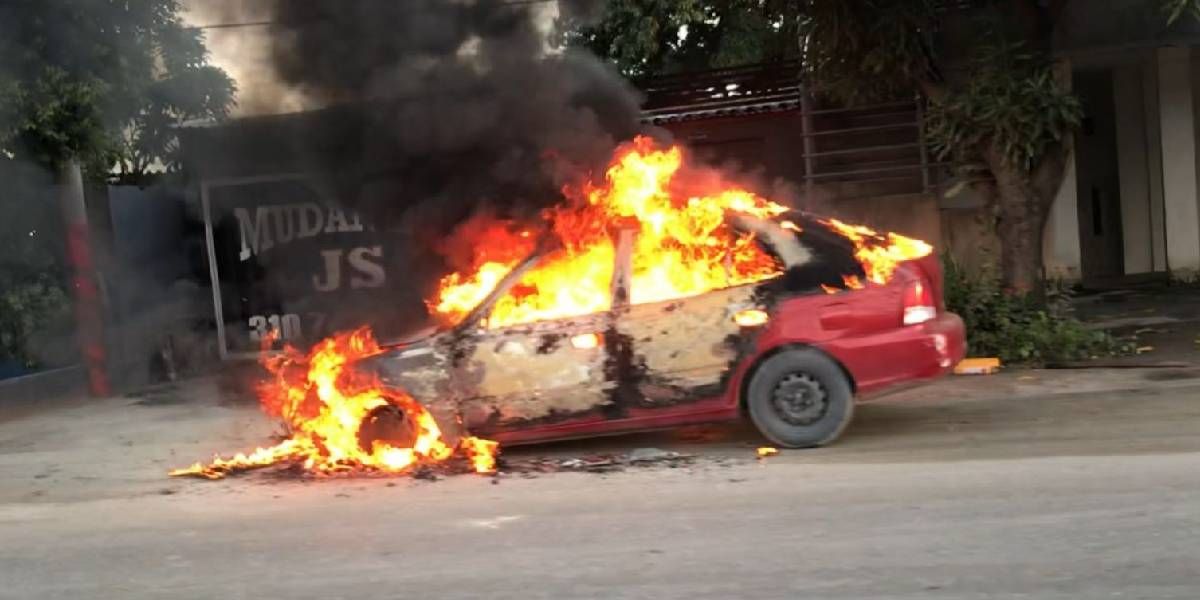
[640,62,948,200]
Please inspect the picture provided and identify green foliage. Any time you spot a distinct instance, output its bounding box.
[0,68,111,168]
[0,0,235,177]
[0,166,70,369]
[924,41,1082,170]
[558,0,800,78]
[0,277,71,369]
[944,255,1132,365]
[797,0,937,104]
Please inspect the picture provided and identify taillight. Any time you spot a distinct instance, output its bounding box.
[902,278,937,326]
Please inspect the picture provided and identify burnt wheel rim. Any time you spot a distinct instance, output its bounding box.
[770,373,829,426]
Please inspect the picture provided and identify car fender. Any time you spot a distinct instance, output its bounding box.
[731,341,859,412]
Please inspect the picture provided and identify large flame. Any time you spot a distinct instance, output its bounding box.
[171,328,497,479]
[173,137,932,481]
[433,136,932,328]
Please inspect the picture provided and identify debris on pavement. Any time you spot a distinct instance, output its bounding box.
[954,358,1001,375]
[628,447,676,462]
[756,447,779,459]
[500,449,695,476]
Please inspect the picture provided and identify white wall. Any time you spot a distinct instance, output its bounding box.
[1144,56,1169,272]
[1113,64,1154,274]
[1158,47,1200,273]
[1043,59,1083,281]
[1043,151,1082,280]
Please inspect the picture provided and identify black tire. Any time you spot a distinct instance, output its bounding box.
[745,348,855,448]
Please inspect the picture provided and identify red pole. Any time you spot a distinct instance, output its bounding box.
[57,160,110,397]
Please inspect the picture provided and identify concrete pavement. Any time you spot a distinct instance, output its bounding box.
[1,369,1198,599]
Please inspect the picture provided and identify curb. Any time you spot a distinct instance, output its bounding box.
[0,365,87,406]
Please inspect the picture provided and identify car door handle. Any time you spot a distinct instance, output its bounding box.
[495,340,526,355]
[570,333,601,349]
[819,303,854,330]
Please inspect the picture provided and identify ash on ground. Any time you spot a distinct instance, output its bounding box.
[237,447,712,483]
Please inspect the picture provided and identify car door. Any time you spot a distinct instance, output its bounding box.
[455,250,620,433]
[612,220,778,406]
[614,284,764,406]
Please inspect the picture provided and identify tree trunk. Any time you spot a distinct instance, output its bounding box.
[981,142,1069,296]
[56,159,110,397]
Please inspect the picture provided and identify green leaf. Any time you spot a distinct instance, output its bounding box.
[0,0,235,177]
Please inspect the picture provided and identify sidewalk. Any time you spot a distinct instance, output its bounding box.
[1074,286,1200,365]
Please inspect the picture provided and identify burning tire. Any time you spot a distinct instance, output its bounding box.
[357,404,418,452]
[745,348,854,448]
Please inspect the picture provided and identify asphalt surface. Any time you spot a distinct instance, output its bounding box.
[2,368,1199,599]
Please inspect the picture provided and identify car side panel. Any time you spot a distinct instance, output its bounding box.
[456,312,617,432]
[614,285,761,404]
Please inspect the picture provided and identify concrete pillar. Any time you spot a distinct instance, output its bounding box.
[1114,64,1154,274]
[1043,150,1082,280]
[1144,56,1169,272]
[1157,47,1200,274]
[1043,58,1082,281]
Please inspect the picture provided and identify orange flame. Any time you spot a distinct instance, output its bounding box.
[822,219,933,285]
[170,328,497,479]
[433,137,787,328]
[432,137,933,324]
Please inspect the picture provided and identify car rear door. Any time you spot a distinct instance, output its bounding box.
[613,284,763,405]
[610,218,775,406]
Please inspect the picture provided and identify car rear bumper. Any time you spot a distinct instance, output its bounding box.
[823,312,966,398]
[914,311,967,376]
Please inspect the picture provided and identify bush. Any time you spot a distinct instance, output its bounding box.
[0,274,71,371]
[943,255,1132,365]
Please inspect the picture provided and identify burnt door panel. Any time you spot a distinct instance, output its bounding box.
[614,285,761,405]
[457,312,616,432]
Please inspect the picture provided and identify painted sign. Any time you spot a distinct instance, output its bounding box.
[202,175,423,358]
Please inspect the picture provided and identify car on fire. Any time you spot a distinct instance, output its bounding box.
[366,211,965,450]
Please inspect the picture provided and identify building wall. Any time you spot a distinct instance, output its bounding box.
[1113,63,1155,274]
[1044,151,1083,280]
[1159,47,1200,274]
[1056,47,1200,280]
[1145,54,1169,272]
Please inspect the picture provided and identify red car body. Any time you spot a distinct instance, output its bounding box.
[492,253,965,445]
[373,214,966,448]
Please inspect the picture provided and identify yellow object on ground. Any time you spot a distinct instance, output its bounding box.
[954,357,1001,375]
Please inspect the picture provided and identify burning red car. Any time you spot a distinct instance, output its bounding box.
[372,211,964,450]
[367,138,963,451]
[172,138,964,480]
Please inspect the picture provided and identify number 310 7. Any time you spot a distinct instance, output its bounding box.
[248,313,302,342]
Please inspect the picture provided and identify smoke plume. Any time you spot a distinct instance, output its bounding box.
[259,0,644,232]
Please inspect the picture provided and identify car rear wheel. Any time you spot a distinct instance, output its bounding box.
[745,348,854,448]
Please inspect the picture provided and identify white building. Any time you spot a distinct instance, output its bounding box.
[1045,1,1200,284]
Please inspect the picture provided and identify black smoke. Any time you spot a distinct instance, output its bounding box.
[262,0,644,232]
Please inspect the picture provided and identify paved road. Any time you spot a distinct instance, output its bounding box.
[1,369,1199,599]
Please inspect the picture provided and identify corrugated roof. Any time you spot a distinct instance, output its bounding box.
[638,62,803,124]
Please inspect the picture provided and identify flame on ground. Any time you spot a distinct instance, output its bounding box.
[433,136,932,328]
[170,328,498,480]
